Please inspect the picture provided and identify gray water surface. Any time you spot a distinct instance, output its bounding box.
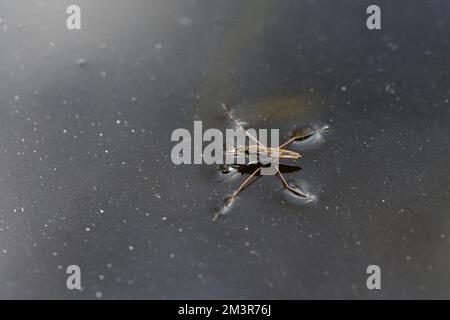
[0,0,449,299]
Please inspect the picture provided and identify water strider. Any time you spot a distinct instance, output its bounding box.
[215,103,329,220]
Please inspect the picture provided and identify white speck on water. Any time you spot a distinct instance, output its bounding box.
[385,83,396,94]
[96,292,102,298]
[100,70,107,78]
[99,274,104,280]
[52,251,58,256]
[99,209,104,214]
[386,41,399,51]
[170,253,175,258]
[2,249,7,254]
[85,227,91,232]
[106,263,112,269]
[154,42,163,50]
[128,245,134,251]
[340,86,347,92]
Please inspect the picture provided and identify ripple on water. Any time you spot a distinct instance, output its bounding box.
[289,124,330,148]
[279,178,318,206]
[213,195,237,221]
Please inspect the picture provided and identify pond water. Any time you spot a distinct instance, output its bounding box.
[0,0,449,298]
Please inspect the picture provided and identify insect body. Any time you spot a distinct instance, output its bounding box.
[230,145,301,161]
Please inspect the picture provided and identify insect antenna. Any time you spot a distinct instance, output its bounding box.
[221,103,264,147]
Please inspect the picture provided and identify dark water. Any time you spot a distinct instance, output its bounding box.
[0,0,449,299]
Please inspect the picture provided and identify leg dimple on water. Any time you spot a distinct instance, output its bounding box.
[280,179,318,205]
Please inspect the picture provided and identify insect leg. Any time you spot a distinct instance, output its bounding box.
[275,166,307,197]
[224,166,262,207]
[280,126,329,148]
[221,103,265,147]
